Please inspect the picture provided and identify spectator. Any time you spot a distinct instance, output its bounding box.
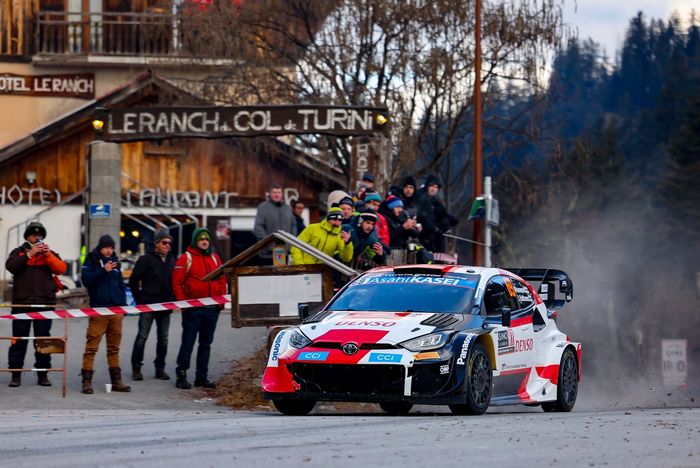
[172,228,228,390]
[352,172,375,202]
[291,199,306,235]
[327,190,351,210]
[291,207,353,265]
[398,176,419,218]
[363,191,391,246]
[338,196,356,226]
[379,195,421,250]
[349,211,388,270]
[5,222,66,388]
[253,183,296,264]
[417,175,459,252]
[129,229,176,381]
[80,234,131,394]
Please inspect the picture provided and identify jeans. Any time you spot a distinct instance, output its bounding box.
[176,306,219,381]
[8,308,52,370]
[131,311,171,369]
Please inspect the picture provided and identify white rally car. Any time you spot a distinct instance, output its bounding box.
[262,265,580,415]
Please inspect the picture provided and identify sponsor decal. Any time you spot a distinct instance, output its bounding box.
[499,337,534,355]
[414,352,440,360]
[297,351,329,361]
[497,329,515,354]
[270,330,286,362]
[368,353,403,363]
[456,333,476,365]
[335,320,396,327]
[440,365,450,375]
[501,363,528,370]
[505,277,517,297]
[353,275,476,288]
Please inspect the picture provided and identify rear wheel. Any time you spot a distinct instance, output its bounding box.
[379,401,413,415]
[542,347,578,412]
[449,343,492,415]
[273,398,316,415]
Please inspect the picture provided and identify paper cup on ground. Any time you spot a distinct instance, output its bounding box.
[105,384,112,393]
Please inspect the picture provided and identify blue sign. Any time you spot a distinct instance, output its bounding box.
[368,353,403,363]
[297,351,329,361]
[89,204,112,219]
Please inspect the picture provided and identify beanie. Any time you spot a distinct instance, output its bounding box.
[97,234,116,250]
[154,229,173,244]
[23,221,47,240]
[326,206,343,221]
[364,192,382,203]
[401,176,417,189]
[386,195,403,210]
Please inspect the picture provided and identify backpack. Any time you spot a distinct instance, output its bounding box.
[184,251,219,276]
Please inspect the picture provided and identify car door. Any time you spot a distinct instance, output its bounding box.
[483,275,536,400]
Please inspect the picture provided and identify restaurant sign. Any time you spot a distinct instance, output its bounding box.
[97,105,390,141]
[0,73,95,99]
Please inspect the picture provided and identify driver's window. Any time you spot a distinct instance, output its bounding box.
[483,276,517,317]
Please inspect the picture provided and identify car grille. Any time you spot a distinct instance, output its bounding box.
[289,363,405,395]
[311,341,397,350]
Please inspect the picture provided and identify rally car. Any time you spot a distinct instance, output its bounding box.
[262,265,580,415]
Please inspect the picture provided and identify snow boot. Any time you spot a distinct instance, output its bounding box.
[109,367,131,392]
[37,371,52,386]
[81,369,94,394]
[175,370,192,389]
[155,368,170,380]
[9,371,21,387]
[194,378,217,389]
[132,366,143,381]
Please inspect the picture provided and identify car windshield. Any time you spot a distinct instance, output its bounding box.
[327,273,479,314]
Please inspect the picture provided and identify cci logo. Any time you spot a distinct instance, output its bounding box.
[368,353,402,363]
[297,351,329,361]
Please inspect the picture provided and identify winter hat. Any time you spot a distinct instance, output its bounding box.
[358,210,378,225]
[23,221,47,240]
[361,172,375,182]
[386,195,403,210]
[327,190,351,210]
[97,234,116,250]
[154,229,173,244]
[326,207,343,221]
[338,196,355,208]
[424,174,442,189]
[401,176,417,189]
[364,191,382,203]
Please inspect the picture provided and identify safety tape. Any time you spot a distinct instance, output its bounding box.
[0,295,231,320]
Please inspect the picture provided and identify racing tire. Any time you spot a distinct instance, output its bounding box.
[449,343,492,415]
[379,401,413,415]
[542,347,578,413]
[273,398,316,415]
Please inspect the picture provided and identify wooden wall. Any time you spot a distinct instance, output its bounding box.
[0,126,323,206]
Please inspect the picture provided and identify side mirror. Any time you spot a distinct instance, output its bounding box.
[499,307,512,327]
[298,303,310,322]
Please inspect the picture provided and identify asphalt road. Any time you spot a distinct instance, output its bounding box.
[1,407,698,467]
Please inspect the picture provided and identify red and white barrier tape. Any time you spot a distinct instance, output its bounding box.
[0,295,231,320]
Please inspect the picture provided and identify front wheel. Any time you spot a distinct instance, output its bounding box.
[379,401,413,415]
[542,347,578,412]
[449,343,492,415]
[273,398,316,415]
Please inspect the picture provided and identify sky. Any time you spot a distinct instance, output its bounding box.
[563,0,698,58]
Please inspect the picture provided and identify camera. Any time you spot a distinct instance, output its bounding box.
[36,236,44,245]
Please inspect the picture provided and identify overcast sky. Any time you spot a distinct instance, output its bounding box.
[563,0,697,58]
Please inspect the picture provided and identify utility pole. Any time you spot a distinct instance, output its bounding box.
[472,0,484,266]
[484,176,492,267]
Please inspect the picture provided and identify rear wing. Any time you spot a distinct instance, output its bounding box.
[505,268,573,309]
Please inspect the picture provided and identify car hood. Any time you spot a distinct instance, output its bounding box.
[299,310,459,346]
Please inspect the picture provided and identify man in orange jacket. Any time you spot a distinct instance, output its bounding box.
[172,227,227,389]
[5,222,66,387]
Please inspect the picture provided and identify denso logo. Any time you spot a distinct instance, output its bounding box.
[271,330,286,361]
[514,339,534,352]
[335,320,396,327]
[456,334,475,365]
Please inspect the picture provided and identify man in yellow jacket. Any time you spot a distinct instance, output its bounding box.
[291,207,354,264]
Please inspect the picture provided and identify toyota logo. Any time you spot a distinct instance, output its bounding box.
[342,343,359,355]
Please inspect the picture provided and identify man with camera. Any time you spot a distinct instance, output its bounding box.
[5,222,66,387]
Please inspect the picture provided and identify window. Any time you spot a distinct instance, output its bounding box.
[512,279,534,310]
[483,276,518,317]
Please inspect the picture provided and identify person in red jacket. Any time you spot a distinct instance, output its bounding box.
[172,227,227,389]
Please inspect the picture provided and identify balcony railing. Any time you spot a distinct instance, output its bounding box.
[34,10,249,59]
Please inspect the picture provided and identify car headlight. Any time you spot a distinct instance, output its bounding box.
[400,332,450,352]
[289,328,311,349]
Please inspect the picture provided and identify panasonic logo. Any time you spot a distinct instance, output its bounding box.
[456,334,475,365]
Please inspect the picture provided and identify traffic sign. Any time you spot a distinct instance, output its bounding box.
[89,203,112,219]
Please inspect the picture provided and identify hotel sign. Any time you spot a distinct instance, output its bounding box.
[0,73,95,99]
[98,105,390,141]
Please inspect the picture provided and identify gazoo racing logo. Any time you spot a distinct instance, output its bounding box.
[270,330,286,362]
[456,333,475,365]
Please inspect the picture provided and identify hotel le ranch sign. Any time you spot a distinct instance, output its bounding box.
[0,73,95,99]
[96,105,390,141]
